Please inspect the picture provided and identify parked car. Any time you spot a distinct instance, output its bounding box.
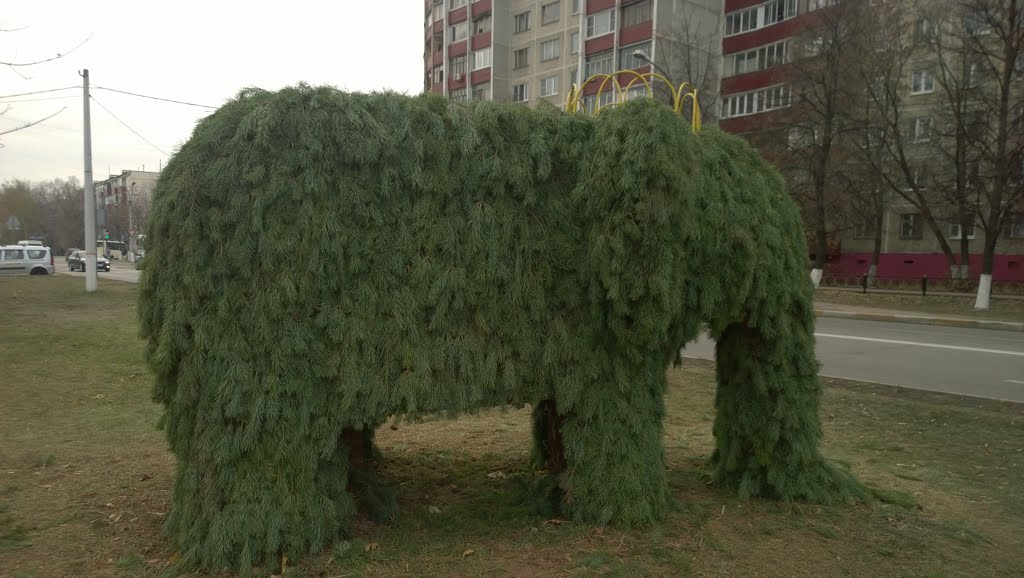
[67,250,110,272]
[0,245,55,275]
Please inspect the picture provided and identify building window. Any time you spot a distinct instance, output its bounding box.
[853,222,877,239]
[572,0,582,14]
[514,48,530,69]
[621,0,652,28]
[584,50,614,76]
[515,11,531,33]
[473,83,490,100]
[432,2,444,22]
[899,213,923,240]
[914,18,936,43]
[726,0,796,37]
[911,117,931,142]
[582,91,616,114]
[912,165,929,188]
[542,1,561,25]
[513,82,529,102]
[472,47,491,70]
[949,216,976,240]
[966,60,983,87]
[541,38,561,61]
[911,69,935,94]
[450,0,468,8]
[729,40,788,77]
[721,84,791,119]
[808,0,839,9]
[964,10,991,35]
[619,41,652,69]
[570,31,580,54]
[1009,213,1024,239]
[450,21,468,42]
[586,9,616,38]
[431,66,444,84]
[449,88,468,102]
[540,75,559,97]
[449,55,467,77]
[764,0,798,25]
[570,68,578,88]
[474,15,491,35]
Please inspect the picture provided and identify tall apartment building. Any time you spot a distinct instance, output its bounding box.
[718,0,1024,281]
[423,0,723,113]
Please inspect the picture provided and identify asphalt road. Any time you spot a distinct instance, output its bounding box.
[682,317,1024,403]
[57,261,141,284]
[49,262,1023,402]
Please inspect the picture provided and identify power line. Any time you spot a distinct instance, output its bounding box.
[94,86,218,109]
[89,95,169,156]
[0,86,78,99]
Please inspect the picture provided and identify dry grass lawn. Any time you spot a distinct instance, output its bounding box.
[1,276,1022,576]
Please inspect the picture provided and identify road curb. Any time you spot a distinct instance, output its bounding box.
[815,309,1024,332]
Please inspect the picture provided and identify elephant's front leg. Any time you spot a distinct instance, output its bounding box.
[553,357,672,526]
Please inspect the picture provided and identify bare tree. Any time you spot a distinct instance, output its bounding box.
[854,0,966,279]
[650,1,722,124]
[0,27,91,142]
[951,0,1024,309]
[767,0,873,286]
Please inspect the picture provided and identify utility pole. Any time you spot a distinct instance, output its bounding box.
[82,69,97,292]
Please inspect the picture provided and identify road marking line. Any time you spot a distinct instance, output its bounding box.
[815,333,1024,357]
[1007,379,1024,385]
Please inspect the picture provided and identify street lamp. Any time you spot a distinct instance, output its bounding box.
[632,50,675,106]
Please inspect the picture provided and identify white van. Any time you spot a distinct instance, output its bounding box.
[0,245,55,275]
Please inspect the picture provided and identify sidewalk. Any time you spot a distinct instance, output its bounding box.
[815,301,1024,332]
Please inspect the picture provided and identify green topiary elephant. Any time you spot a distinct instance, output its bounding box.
[138,85,866,572]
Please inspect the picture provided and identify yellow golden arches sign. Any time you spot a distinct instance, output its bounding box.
[565,69,702,133]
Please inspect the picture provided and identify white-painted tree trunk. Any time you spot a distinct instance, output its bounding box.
[866,264,877,285]
[950,264,969,280]
[810,268,823,288]
[974,273,992,310]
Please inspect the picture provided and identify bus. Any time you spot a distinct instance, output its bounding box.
[96,240,127,260]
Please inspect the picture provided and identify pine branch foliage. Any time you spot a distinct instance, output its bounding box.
[139,85,864,571]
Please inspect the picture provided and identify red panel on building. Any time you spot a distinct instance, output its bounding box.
[725,0,766,11]
[584,34,614,55]
[471,31,491,50]
[448,42,468,57]
[617,65,651,87]
[470,67,491,85]
[471,0,491,18]
[431,82,444,95]
[619,21,653,46]
[720,64,791,95]
[587,0,616,15]
[433,19,444,35]
[432,50,444,67]
[723,16,811,55]
[448,6,468,24]
[720,108,791,134]
[448,74,467,91]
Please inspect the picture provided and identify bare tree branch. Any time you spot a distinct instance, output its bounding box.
[0,33,92,67]
[0,107,65,136]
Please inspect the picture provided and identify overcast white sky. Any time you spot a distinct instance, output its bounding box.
[0,0,424,183]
